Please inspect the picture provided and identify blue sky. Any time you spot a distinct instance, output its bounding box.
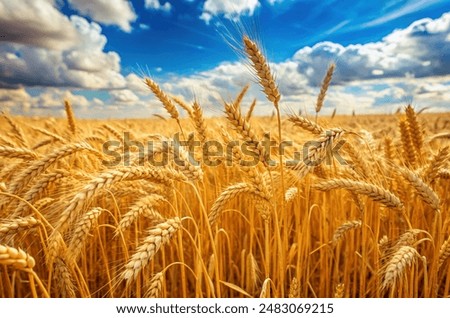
[0,0,449,118]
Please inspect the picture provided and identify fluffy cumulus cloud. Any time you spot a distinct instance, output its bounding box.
[67,0,137,32]
[145,0,172,12]
[200,0,260,24]
[0,0,80,50]
[0,15,126,89]
[293,12,450,86]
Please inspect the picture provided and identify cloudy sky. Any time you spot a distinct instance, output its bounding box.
[0,0,449,118]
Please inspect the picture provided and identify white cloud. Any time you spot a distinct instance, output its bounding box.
[145,0,172,12]
[110,89,140,103]
[0,0,79,50]
[200,0,260,24]
[0,88,31,112]
[292,12,450,85]
[0,16,126,89]
[67,0,137,32]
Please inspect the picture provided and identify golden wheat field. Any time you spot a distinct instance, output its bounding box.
[1,37,449,298]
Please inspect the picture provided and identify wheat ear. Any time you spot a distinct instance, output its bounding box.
[66,207,105,264]
[0,216,40,239]
[290,128,344,180]
[0,146,39,160]
[382,246,419,291]
[405,105,423,156]
[64,100,76,135]
[116,194,165,234]
[331,219,362,245]
[2,113,27,147]
[288,114,325,135]
[288,277,299,298]
[224,102,265,163]
[316,63,335,114]
[438,238,450,269]
[144,272,164,298]
[399,167,440,212]
[209,182,263,225]
[122,217,181,282]
[7,142,102,197]
[243,36,280,106]
[313,179,403,209]
[0,244,35,269]
[399,119,417,167]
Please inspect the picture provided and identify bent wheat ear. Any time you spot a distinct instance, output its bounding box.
[0,244,35,269]
[0,216,40,239]
[288,114,325,135]
[399,167,440,212]
[0,146,38,160]
[331,219,362,245]
[382,246,418,291]
[208,182,258,225]
[313,179,403,209]
[7,142,102,197]
[144,272,164,298]
[66,207,105,264]
[122,217,181,282]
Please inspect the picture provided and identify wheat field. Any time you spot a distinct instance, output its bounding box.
[0,36,449,298]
